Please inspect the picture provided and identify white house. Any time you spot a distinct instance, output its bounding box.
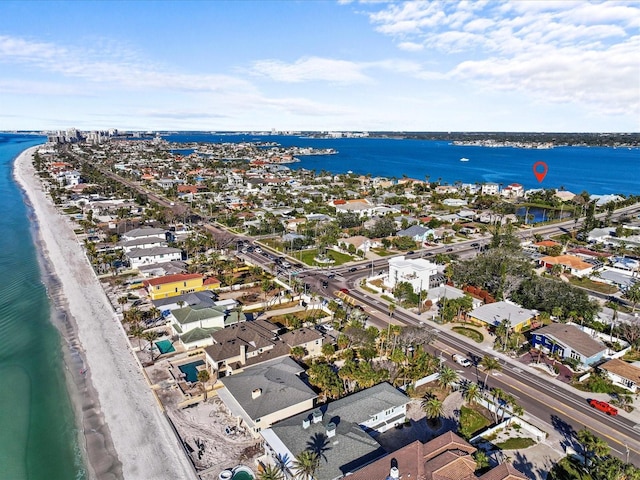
[481,183,500,195]
[121,226,167,242]
[599,359,640,393]
[386,256,438,293]
[127,246,182,269]
[260,383,408,480]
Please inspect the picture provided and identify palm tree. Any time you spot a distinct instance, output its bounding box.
[624,282,640,313]
[258,465,284,480]
[462,382,481,406]
[292,450,319,480]
[577,428,610,470]
[197,369,210,401]
[143,330,160,362]
[421,394,444,430]
[473,450,490,470]
[437,365,459,391]
[480,356,502,390]
[129,322,146,351]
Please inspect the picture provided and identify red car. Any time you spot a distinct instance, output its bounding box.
[339,288,349,294]
[589,399,618,416]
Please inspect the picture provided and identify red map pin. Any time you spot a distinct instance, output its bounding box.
[533,161,548,183]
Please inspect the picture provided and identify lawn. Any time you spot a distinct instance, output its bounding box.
[495,437,536,450]
[458,405,492,439]
[452,326,484,343]
[269,309,326,324]
[371,248,393,256]
[567,276,618,294]
[299,249,354,266]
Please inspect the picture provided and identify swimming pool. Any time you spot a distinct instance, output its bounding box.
[155,339,175,354]
[178,360,205,383]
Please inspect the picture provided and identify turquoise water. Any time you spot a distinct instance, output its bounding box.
[0,134,86,479]
[156,339,175,354]
[178,360,205,382]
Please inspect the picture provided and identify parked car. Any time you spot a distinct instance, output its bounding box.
[589,399,618,415]
[348,267,357,272]
[446,247,454,252]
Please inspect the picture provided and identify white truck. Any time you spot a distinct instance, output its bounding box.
[452,353,471,367]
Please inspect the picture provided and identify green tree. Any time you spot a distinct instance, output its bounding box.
[577,428,610,470]
[624,282,640,313]
[480,356,502,390]
[421,394,444,429]
[197,369,210,400]
[258,464,284,480]
[437,365,459,391]
[292,450,320,480]
[462,382,481,406]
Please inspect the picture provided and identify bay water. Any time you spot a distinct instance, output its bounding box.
[165,133,640,195]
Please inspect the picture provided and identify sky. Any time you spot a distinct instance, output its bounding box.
[0,0,638,132]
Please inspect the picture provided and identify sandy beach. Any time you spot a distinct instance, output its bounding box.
[14,146,197,480]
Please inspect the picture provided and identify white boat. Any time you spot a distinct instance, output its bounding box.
[460,157,469,162]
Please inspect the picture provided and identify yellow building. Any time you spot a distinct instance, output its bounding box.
[144,273,211,300]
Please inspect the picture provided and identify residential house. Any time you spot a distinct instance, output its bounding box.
[531,323,607,367]
[260,382,409,480]
[119,236,166,253]
[152,290,219,312]
[216,356,318,437]
[279,328,324,358]
[599,359,640,393]
[143,273,214,300]
[386,256,439,294]
[203,320,290,378]
[442,198,468,207]
[138,260,188,277]
[501,183,524,198]
[468,301,537,333]
[127,246,183,269]
[332,199,377,218]
[348,431,525,480]
[427,285,483,310]
[539,254,593,277]
[170,304,246,349]
[121,226,167,242]
[396,225,435,244]
[481,183,500,195]
[340,236,379,254]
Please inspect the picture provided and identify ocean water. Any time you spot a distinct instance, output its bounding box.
[163,133,640,195]
[0,134,85,480]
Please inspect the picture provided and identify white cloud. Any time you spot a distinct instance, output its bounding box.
[398,41,424,51]
[361,1,640,118]
[250,57,372,84]
[0,35,253,94]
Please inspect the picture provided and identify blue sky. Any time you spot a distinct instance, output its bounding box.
[1,1,638,132]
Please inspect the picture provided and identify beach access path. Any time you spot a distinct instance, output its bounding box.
[15,147,197,480]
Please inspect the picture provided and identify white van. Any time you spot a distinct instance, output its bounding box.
[452,354,471,367]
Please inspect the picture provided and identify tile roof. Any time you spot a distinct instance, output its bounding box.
[143,273,203,287]
[478,463,528,480]
[539,255,592,271]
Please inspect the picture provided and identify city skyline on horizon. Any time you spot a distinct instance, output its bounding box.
[1,1,638,133]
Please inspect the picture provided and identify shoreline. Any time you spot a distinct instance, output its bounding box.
[14,146,197,480]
